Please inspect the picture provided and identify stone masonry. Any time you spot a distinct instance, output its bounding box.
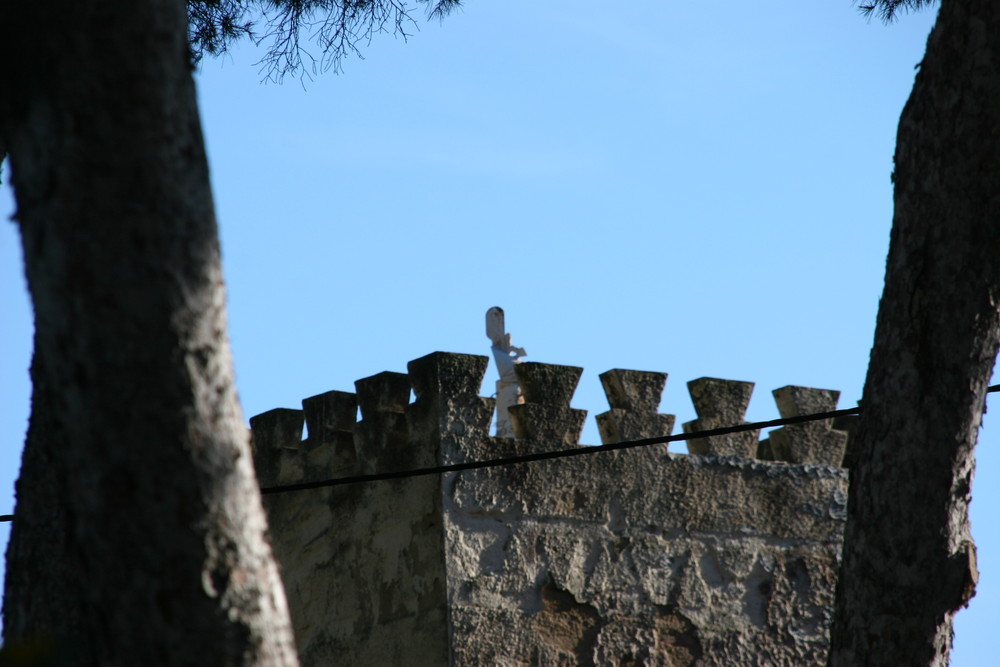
[250,352,850,666]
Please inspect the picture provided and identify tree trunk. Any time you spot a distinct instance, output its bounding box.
[2,344,91,661]
[829,1,1000,664]
[0,1,298,664]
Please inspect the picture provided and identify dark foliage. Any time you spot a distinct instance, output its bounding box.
[188,0,256,60]
[186,0,461,80]
[858,0,937,21]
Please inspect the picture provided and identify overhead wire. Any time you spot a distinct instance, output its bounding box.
[261,405,861,495]
[1,384,998,520]
[259,383,1000,495]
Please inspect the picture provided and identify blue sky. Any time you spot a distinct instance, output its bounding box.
[1,0,994,662]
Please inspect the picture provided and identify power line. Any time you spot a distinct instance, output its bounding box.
[258,383,1000,496]
[1,384,999,520]
[261,405,861,495]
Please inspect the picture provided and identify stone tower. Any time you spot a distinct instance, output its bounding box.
[251,352,849,665]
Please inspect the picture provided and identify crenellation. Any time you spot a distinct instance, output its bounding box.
[249,407,305,488]
[682,377,759,457]
[302,390,357,442]
[507,362,587,447]
[354,371,411,473]
[596,369,676,444]
[301,390,358,475]
[355,370,411,416]
[247,363,857,484]
[408,351,488,402]
[600,368,664,412]
[406,352,495,465]
[513,361,583,406]
[766,386,849,465]
[248,351,854,666]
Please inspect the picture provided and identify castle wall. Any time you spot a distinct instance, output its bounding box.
[444,447,845,665]
[251,352,849,666]
[250,373,453,665]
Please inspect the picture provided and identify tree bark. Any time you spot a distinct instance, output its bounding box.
[2,344,91,662]
[829,1,1000,665]
[0,1,298,664]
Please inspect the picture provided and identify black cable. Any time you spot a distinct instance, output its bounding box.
[2,384,999,519]
[260,405,861,495]
[259,382,1000,495]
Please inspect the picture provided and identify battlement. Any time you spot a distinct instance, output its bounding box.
[250,351,850,666]
[250,351,852,490]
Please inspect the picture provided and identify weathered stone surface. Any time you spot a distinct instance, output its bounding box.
[301,390,357,475]
[256,363,454,666]
[509,403,587,447]
[768,386,849,465]
[355,371,411,416]
[446,448,845,665]
[269,474,449,667]
[515,361,583,406]
[249,408,304,488]
[250,407,304,452]
[408,351,487,402]
[756,435,776,461]
[599,368,666,412]
[407,352,495,466]
[596,369,676,444]
[302,390,356,442]
[354,371,411,473]
[251,354,848,666]
[683,377,759,457]
[507,361,587,447]
[597,409,676,444]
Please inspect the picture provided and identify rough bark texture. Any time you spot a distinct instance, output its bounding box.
[2,344,90,662]
[0,1,299,664]
[829,1,1000,664]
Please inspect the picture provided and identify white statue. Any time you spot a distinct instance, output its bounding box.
[486,307,526,437]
